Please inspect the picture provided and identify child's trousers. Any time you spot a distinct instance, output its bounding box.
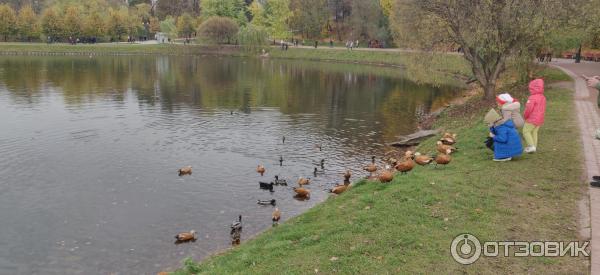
[523,122,540,148]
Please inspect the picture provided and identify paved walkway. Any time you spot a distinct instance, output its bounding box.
[553,59,600,274]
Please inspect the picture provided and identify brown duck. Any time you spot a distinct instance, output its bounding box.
[256,165,266,176]
[414,152,434,166]
[178,166,192,176]
[434,153,452,167]
[395,151,415,174]
[436,141,457,154]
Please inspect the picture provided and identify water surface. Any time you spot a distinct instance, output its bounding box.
[0,55,459,274]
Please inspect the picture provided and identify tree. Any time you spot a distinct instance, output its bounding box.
[63,6,83,39]
[82,11,105,39]
[289,0,328,39]
[17,5,39,42]
[159,16,177,38]
[250,0,291,39]
[393,0,568,99]
[0,4,17,41]
[327,0,351,40]
[349,0,389,42]
[201,0,247,26]
[238,24,268,52]
[106,7,128,41]
[197,16,239,44]
[177,12,196,38]
[149,16,161,35]
[41,7,62,41]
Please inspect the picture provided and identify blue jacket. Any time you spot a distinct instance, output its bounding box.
[490,120,523,159]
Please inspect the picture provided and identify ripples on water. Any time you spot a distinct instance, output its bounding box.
[0,55,460,274]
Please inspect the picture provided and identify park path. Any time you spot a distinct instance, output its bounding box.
[554,59,600,274]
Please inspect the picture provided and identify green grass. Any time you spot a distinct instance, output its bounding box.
[536,66,574,82]
[171,73,587,273]
[0,42,241,56]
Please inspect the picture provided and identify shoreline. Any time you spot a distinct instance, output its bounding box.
[170,66,588,274]
[0,43,470,83]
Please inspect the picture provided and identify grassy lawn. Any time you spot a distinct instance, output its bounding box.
[171,69,588,274]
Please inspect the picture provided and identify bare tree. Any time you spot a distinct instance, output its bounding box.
[395,0,565,99]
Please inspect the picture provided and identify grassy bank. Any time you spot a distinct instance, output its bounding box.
[171,68,587,274]
[0,43,471,85]
[0,42,242,56]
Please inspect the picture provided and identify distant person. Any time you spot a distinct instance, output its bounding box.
[355,40,359,48]
[350,41,354,50]
[484,108,523,162]
[330,39,333,48]
[314,41,318,48]
[522,79,547,153]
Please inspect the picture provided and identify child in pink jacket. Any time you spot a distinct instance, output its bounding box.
[523,79,547,153]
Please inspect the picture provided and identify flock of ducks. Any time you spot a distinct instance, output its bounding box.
[173,132,458,245]
[371,132,457,183]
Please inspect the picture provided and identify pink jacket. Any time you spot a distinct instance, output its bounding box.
[523,79,546,126]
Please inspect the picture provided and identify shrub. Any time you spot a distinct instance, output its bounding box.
[197,16,239,44]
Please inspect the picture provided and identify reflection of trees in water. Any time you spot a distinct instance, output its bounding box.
[0,56,460,141]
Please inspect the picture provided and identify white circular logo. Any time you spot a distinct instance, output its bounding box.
[451,233,481,264]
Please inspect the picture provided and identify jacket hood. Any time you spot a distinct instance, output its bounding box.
[529,79,544,95]
[484,108,502,125]
[501,101,521,111]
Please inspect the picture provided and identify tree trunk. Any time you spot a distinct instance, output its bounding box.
[483,81,496,100]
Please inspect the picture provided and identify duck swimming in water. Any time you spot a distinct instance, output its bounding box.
[178,166,192,176]
[174,230,197,242]
[257,199,276,206]
[259,181,274,192]
[256,165,266,176]
[274,175,287,185]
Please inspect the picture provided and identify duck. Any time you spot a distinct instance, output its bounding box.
[256,165,266,176]
[343,170,352,182]
[436,141,457,154]
[259,181,274,192]
[174,230,197,242]
[434,153,452,167]
[274,175,287,185]
[414,152,434,166]
[178,166,192,176]
[440,136,456,145]
[395,152,415,175]
[330,181,350,194]
[370,155,376,164]
[257,199,276,206]
[378,165,394,183]
[272,208,281,225]
[297,177,310,186]
[293,186,311,198]
[279,156,284,166]
[364,162,378,175]
[230,215,242,245]
[313,167,325,177]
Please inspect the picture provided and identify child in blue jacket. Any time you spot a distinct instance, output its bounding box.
[484,108,523,161]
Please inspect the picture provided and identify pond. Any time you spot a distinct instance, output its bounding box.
[0,55,460,274]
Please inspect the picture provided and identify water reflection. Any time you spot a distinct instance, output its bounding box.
[0,55,460,274]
